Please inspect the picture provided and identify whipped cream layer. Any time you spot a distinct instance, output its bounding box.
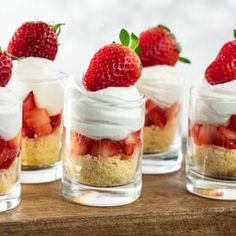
[8,57,64,115]
[190,80,236,125]
[65,78,145,140]
[136,65,183,108]
[0,88,21,140]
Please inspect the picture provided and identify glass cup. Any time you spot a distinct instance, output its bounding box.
[0,88,21,212]
[8,75,65,184]
[136,68,183,174]
[186,86,236,200]
[62,81,145,206]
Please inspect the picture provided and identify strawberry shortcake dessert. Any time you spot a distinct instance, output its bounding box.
[62,29,145,206]
[7,22,64,182]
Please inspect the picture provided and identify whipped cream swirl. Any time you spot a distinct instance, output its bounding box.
[64,77,145,140]
[190,80,236,125]
[136,65,183,108]
[8,57,64,115]
[0,88,21,140]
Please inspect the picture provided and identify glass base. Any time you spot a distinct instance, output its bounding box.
[0,183,20,212]
[143,146,182,174]
[186,168,236,200]
[21,161,62,184]
[62,176,142,207]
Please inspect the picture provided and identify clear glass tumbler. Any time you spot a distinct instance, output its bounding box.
[62,81,145,206]
[0,88,21,212]
[8,75,65,183]
[137,66,183,174]
[186,86,236,200]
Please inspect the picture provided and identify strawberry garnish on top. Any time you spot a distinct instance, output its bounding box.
[205,30,236,85]
[0,49,13,87]
[83,29,142,91]
[139,25,190,67]
[7,21,63,61]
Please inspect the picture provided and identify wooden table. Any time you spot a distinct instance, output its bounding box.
[0,167,236,236]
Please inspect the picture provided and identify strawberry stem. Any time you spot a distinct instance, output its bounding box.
[234,29,236,40]
[119,28,141,55]
[52,23,65,36]
[179,57,191,64]
[158,24,170,32]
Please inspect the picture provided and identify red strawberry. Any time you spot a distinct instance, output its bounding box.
[70,132,94,156]
[90,139,122,158]
[24,108,52,137]
[23,91,36,111]
[50,114,62,129]
[7,22,63,61]
[166,103,180,121]
[191,124,217,145]
[139,25,190,67]
[8,132,21,149]
[145,99,156,114]
[229,115,236,131]
[0,50,13,87]
[205,30,236,85]
[145,105,167,128]
[22,123,34,138]
[0,148,18,170]
[217,126,236,140]
[123,130,141,155]
[83,29,142,91]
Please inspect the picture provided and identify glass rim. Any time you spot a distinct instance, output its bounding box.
[66,89,146,106]
[12,71,68,85]
[190,85,236,101]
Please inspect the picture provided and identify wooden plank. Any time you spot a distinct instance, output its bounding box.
[0,169,236,235]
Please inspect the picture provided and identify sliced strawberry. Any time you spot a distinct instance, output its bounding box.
[123,143,135,156]
[217,126,236,140]
[198,125,217,145]
[90,139,123,158]
[124,130,141,146]
[0,148,17,170]
[229,115,236,131]
[24,108,52,137]
[166,103,180,122]
[70,132,94,156]
[24,108,50,129]
[146,99,156,113]
[0,137,6,151]
[22,122,35,138]
[34,123,52,137]
[191,124,202,145]
[50,114,62,129]
[23,91,36,112]
[146,105,167,128]
[8,131,21,149]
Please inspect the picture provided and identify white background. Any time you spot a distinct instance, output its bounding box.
[1,0,236,133]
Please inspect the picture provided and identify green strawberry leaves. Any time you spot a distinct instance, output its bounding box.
[52,23,65,36]
[234,29,236,40]
[179,57,191,64]
[119,29,130,46]
[119,28,141,55]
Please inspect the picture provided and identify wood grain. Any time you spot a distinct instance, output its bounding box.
[0,168,236,236]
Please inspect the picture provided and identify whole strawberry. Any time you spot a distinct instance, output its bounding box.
[0,50,13,87]
[205,30,236,85]
[139,25,190,67]
[7,21,63,61]
[83,29,142,91]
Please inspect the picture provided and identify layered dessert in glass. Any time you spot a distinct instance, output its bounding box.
[62,29,145,206]
[0,51,22,211]
[7,21,64,183]
[187,30,236,199]
[137,25,190,174]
